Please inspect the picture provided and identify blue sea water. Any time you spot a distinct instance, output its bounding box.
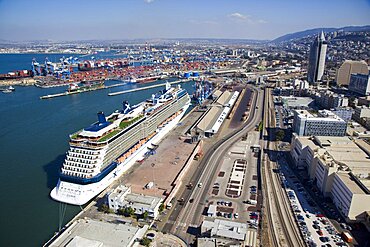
[0,53,83,73]
[0,54,194,246]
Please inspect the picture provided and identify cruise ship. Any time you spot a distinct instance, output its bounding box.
[50,82,190,205]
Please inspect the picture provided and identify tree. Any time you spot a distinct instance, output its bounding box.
[159,203,165,213]
[258,121,263,132]
[142,211,149,220]
[98,204,113,214]
[140,237,151,247]
[117,208,125,215]
[124,206,135,217]
[276,129,285,141]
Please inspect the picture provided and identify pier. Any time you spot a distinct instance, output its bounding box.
[108,79,190,96]
[40,82,126,99]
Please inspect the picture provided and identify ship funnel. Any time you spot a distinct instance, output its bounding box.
[97,111,107,123]
[123,100,131,114]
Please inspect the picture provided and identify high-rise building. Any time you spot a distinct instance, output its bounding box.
[307,32,328,84]
[348,73,370,96]
[336,60,368,86]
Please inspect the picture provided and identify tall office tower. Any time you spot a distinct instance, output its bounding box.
[307,31,328,84]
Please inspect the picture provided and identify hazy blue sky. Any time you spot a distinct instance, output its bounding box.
[0,0,369,41]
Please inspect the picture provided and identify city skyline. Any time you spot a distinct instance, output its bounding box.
[0,0,369,41]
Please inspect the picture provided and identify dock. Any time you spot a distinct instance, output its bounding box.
[40,82,126,99]
[108,79,190,96]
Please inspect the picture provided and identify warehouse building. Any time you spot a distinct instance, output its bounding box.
[49,219,147,247]
[194,91,239,137]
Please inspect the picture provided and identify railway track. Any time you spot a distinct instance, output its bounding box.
[261,157,280,246]
[262,87,306,247]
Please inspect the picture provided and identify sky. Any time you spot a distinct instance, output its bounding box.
[0,0,369,41]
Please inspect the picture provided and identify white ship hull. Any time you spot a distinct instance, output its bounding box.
[50,104,190,205]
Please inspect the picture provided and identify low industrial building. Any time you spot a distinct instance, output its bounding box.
[197,237,217,247]
[357,96,370,106]
[279,96,314,109]
[293,109,347,136]
[201,218,248,242]
[108,185,162,218]
[290,134,370,224]
[194,90,239,137]
[353,105,370,123]
[49,219,147,247]
[331,107,354,122]
[314,90,349,109]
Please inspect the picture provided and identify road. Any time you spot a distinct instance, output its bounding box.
[162,86,264,244]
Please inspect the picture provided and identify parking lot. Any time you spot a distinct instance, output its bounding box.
[278,155,350,247]
[206,131,260,227]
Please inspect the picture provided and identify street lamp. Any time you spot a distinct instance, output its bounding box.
[151,163,156,196]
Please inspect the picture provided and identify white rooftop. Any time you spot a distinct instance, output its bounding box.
[202,219,248,241]
[50,219,146,247]
[295,109,345,122]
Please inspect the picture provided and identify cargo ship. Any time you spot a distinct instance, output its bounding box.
[0,70,32,80]
[132,75,162,83]
[78,59,129,71]
[50,82,190,205]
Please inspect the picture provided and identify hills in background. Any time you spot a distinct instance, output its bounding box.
[272,25,370,43]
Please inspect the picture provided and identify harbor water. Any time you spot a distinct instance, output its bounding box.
[0,54,195,246]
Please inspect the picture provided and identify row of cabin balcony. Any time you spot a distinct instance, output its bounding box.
[70,148,100,155]
[62,171,93,178]
[67,152,99,160]
[62,167,94,174]
[66,157,98,165]
[64,161,96,169]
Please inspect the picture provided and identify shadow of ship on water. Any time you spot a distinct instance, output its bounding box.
[43,154,65,189]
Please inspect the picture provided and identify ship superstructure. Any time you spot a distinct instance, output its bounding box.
[51,82,190,205]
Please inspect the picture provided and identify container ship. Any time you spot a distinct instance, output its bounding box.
[0,70,32,80]
[50,82,190,205]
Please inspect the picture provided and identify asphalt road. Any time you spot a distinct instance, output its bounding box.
[163,86,264,244]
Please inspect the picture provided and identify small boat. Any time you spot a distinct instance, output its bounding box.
[1,86,15,93]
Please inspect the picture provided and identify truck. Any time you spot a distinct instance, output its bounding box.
[145,181,154,189]
[341,231,353,243]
